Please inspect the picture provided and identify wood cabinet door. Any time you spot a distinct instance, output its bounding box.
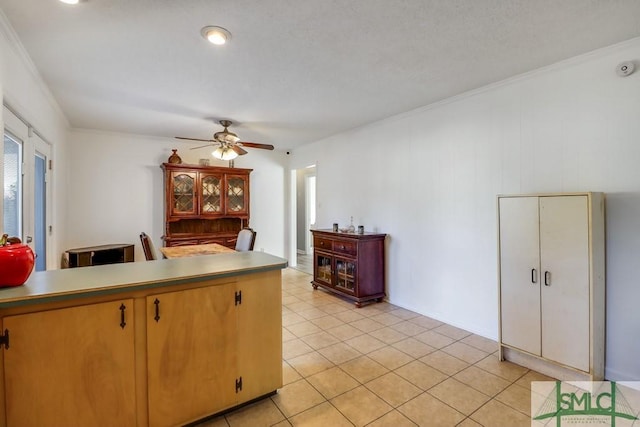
[498,196,541,356]
[200,172,224,216]
[236,270,283,401]
[3,300,136,427]
[334,256,357,295]
[313,251,334,287]
[539,195,590,371]
[147,284,237,427]
[169,171,197,217]
[225,174,249,215]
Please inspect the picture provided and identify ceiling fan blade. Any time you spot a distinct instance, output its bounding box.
[231,145,248,156]
[238,141,275,150]
[175,137,215,143]
[189,143,215,150]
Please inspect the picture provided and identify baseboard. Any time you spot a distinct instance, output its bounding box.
[604,366,640,381]
[501,347,599,381]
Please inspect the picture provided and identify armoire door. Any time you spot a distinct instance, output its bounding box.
[539,195,590,371]
[499,196,541,355]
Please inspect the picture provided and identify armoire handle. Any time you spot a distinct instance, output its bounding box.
[531,268,537,284]
[544,271,551,286]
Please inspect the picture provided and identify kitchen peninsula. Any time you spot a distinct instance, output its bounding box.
[0,251,286,427]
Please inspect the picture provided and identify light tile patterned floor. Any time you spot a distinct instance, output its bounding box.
[197,268,552,426]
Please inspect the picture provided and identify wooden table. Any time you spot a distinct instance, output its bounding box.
[159,243,236,259]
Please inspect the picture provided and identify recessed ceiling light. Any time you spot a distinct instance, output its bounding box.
[59,0,81,4]
[201,26,232,45]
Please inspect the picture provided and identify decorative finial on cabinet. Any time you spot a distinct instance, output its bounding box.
[168,149,182,164]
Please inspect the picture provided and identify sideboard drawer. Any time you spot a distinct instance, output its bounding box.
[333,240,357,256]
[314,237,333,251]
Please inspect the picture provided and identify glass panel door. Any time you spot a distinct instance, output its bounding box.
[171,173,196,215]
[201,174,222,214]
[226,176,245,213]
[3,133,22,238]
[4,107,52,270]
[335,258,356,293]
[34,152,47,271]
[314,253,332,286]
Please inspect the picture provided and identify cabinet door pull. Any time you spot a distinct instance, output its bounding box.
[154,298,160,322]
[119,303,126,329]
[544,271,551,286]
[531,269,537,284]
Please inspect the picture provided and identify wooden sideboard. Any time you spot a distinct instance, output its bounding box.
[311,229,386,307]
[161,163,252,248]
[66,243,134,267]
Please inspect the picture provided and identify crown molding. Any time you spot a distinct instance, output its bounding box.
[0,9,69,130]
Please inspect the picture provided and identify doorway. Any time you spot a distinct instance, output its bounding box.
[2,106,52,270]
[292,165,316,274]
[33,137,51,271]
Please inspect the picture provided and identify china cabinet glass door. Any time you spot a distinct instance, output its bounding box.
[171,172,196,216]
[200,174,222,215]
[226,176,247,214]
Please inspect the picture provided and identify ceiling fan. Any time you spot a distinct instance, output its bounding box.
[175,120,274,160]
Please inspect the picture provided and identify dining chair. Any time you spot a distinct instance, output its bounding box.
[235,228,256,252]
[139,232,157,260]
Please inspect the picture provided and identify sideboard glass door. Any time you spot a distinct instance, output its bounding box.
[335,258,356,294]
[314,253,333,287]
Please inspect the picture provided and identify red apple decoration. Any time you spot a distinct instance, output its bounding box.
[0,234,35,287]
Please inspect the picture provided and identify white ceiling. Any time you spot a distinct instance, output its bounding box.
[1,0,640,151]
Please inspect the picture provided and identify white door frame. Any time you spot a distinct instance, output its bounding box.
[304,173,316,254]
[31,135,52,270]
[2,106,53,269]
[288,169,297,267]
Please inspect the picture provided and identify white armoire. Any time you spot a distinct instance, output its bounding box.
[497,193,605,380]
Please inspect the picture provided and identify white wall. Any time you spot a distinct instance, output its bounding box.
[290,38,640,380]
[66,129,287,261]
[0,14,69,266]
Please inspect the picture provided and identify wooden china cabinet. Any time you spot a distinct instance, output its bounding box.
[311,229,387,307]
[161,163,252,248]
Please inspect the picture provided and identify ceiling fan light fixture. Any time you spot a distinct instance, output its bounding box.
[201,26,231,45]
[212,146,238,161]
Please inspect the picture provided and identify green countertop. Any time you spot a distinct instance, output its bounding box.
[0,251,288,308]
